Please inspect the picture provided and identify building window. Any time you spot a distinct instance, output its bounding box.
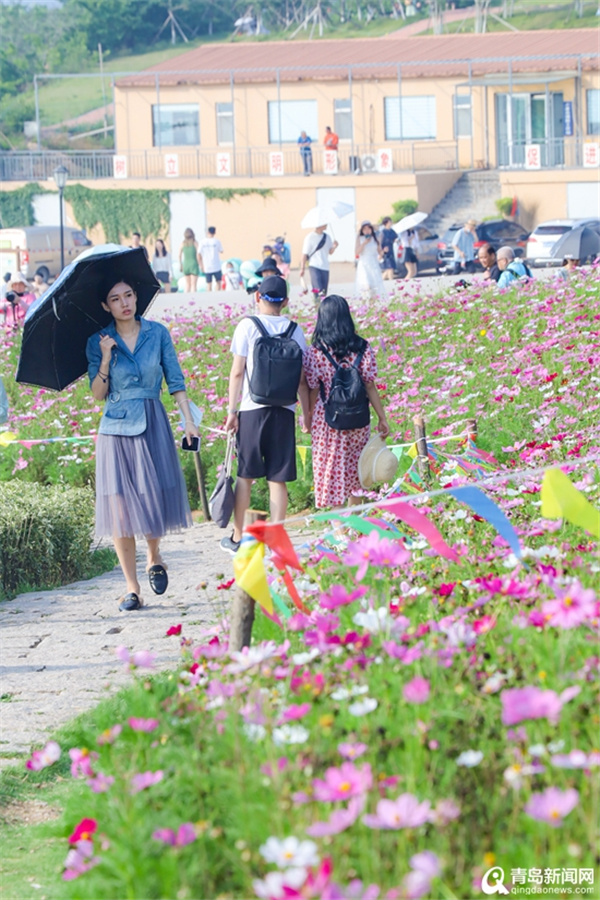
[216,102,234,144]
[587,89,600,135]
[268,100,318,143]
[152,104,199,146]
[384,96,436,140]
[334,99,352,140]
[453,95,471,138]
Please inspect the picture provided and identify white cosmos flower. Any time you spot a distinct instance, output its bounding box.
[260,836,320,869]
[272,725,309,745]
[243,723,266,742]
[227,641,279,673]
[348,697,378,717]
[253,868,307,900]
[353,607,390,633]
[292,649,321,666]
[456,750,483,767]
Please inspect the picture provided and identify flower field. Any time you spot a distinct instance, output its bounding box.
[2,269,600,900]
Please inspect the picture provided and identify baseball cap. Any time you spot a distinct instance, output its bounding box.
[258,275,287,301]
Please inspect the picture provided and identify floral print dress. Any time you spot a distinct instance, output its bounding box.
[304,343,377,508]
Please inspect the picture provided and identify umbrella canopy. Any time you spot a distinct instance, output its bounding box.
[551,226,600,262]
[16,244,160,391]
[301,202,354,229]
[394,211,428,232]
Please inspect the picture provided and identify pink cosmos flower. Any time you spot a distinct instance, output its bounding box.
[542,582,596,628]
[524,787,579,826]
[551,750,600,769]
[402,677,430,704]
[68,818,98,844]
[429,799,460,825]
[319,585,368,610]
[278,703,312,724]
[63,840,100,881]
[343,532,410,582]
[260,757,289,778]
[338,742,368,760]
[473,615,496,635]
[26,740,61,771]
[363,793,431,830]
[312,762,373,802]
[342,881,380,900]
[166,624,182,636]
[500,685,580,726]
[69,747,98,779]
[128,717,160,732]
[115,646,156,669]
[253,867,308,900]
[87,772,115,793]
[402,851,441,900]
[306,795,366,837]
[97,724,122,745]
[152,823,197,846]
[130,770,164,794]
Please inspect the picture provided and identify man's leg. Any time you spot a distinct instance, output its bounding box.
[232,476,253,542]
[267,480,288,525]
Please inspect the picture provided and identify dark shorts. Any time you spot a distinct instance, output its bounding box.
[205,270,222,283]
[308,266,329,295]
[237,407,297,482]
[404,248,418,264]
[155,270,170,284]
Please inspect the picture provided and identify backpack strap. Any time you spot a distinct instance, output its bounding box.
[247,315,269,337]
[282,320,298,339]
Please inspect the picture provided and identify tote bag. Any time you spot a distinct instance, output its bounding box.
[209,432,235,528]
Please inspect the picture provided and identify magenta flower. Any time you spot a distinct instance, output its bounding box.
[278,703,312,724]
[115,646,156,669]
[130,770,164,794]
[97,724,122,745]
[62,840,100,881]
[313,762,373,802]
[500,685,580,726]
[87,772,115,793]
[363,793,431,829]
[26,740,61,771]
[128,717,160,732]
[69,747,98,779]
[152,823,197,846]
[338,742,368,760]
[542,582,596,628]
[343,532,410,581]
[306,795,365,837]
[402,851,441,899]
[524,787,579,827]
[319,585,368,610]
[402,677,430,704]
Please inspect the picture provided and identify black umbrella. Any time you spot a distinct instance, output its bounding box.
[551,226,600,263]
[16,245,160,390]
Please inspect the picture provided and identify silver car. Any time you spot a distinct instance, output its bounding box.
[392,225,441,276]
[526,218,600,267]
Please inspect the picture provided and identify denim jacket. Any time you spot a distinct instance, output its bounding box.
[86,317,186,436]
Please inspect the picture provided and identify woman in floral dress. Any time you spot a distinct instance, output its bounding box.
[304,295,390,508]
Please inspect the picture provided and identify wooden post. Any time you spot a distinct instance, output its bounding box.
[229,509,268,652]
[193,450,211,521]
[413,415,431,483]
[467,418,478,442]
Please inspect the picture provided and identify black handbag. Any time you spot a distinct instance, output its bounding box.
[209,433,235,528]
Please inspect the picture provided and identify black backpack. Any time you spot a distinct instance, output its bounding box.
[319,346,370,431]
[246,316,303,407]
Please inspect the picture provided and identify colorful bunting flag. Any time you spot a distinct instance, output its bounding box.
[541,469,600,539]
[449,485,522,560]
[0,432,18,448]
[376,499,459,561]
[233,537,274,614]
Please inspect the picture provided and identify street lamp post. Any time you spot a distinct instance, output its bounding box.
[52,166,69,272]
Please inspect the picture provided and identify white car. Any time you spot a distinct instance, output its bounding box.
[526,218,600,267]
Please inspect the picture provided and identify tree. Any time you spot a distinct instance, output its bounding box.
[474,0,493,33]
[428,0,444,35]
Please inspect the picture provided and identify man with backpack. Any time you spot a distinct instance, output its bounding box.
[496,246,532,288]
[300,224,339,301]
[221,275,310,554]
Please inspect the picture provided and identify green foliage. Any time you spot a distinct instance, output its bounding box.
[201,187,273,203]
[0,481,113,600]
[495,197,515,217]
[64,185,170,243]
[0,184,46,229]
[391,198,418,221]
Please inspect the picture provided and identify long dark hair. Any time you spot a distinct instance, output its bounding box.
[154,239,167,257]
[312,295,367,359]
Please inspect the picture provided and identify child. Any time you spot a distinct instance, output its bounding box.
[221,275,310,553]
[303,294,390,509]
[224,262,242,290]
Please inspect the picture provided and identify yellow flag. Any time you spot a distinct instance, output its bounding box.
[0,432,17,448]
[297,445,310,468]
[233,542,274,614]
[407,443,417,459]
[541,468,600,539]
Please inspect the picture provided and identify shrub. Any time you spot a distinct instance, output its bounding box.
[391,198,418,221]
[495,196,515,217]
[0,481,102,599]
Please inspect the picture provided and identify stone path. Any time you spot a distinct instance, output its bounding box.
[0,522,235,767]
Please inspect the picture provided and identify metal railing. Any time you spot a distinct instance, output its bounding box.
[497,138,587,170]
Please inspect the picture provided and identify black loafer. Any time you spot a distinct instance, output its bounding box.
[148,565,168,595]
[119,592,143,612]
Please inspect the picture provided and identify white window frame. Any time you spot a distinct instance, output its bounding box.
[587,89,600,136]
[334,98,353,140]
[152,104,199,147]
[453,94,472,139]
[216,102,234,145]
[268,100,318,143]
[384,96,436,141]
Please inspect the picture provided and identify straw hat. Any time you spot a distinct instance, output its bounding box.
[358,434,398,489]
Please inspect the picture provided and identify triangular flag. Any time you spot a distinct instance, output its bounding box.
[297,445,310,468]
[233,542,274,614]
[0,432,17,448]
[449,485,522,560]
[246,522,302,571]
[407,443,418,459]
[390,446,404,461]
[271,590,292,620]
[541,469,600,539]
[379,499,459,561]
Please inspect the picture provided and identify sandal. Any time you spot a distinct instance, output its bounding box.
[119,592,143,612]
[147,564,168,595]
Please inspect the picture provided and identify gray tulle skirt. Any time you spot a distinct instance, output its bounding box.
[95,400,192,539]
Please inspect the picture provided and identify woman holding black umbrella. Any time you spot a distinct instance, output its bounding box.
[86,277,199,612]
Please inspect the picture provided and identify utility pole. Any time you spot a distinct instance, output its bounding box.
[98,44,108,139]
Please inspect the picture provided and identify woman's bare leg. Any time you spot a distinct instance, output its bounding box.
[113,535,141,596]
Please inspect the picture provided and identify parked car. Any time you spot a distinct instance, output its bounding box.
[392,225,441,276]
[437,220,530,270]
[525,218,600,267]
[0,226,92,281]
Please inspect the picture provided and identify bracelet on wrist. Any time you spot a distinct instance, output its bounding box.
[228,409,238,415]
[98,370,109,383]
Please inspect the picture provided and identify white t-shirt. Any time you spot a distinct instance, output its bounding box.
[302,231,332,271]
[199,237,224,274]
[231,314,307,412]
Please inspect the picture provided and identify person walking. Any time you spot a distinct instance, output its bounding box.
[303,294,390,509]
[450,219,477,275]
[476,244,501,282]
[86,277,198,612]
[496,246,532,288]
[199,226,224,292]
[379,217,397,280]
[130,232,149,262]
[221,275,310,554]
[298,130,313,176]
[179,228,200,292]
[355,221,385,298]
[152,239,173,293]
[400,228,420,280]
[300,225,338,301]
